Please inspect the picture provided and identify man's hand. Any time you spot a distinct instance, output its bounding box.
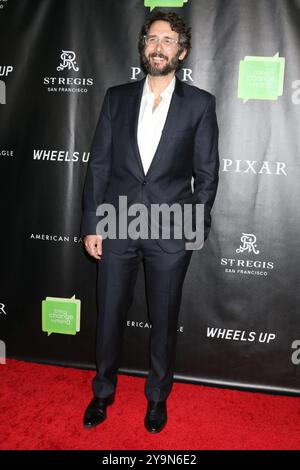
[83,235,103,260]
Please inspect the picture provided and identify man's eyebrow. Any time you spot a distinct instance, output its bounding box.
[147,34,174,38]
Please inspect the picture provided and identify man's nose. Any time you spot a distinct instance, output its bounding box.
[154,40,162,52]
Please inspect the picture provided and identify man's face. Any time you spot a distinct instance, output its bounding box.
[141,20,187,77]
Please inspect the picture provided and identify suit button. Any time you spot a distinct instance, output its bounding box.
[142,180,147,185]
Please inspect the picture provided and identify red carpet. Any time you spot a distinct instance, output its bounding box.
[0,359,299,450]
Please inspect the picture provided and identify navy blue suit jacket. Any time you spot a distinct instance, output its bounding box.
[81,76,219,253]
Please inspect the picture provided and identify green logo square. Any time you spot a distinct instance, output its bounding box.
[42,296,81,336]
[144,0,188,11]
[238,54,285,102]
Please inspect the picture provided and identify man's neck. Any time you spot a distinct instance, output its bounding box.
[147,73,175,98]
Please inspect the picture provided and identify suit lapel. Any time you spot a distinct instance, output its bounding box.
[146,77,184,177]
[128,77,146,178]
[128,76,185,179]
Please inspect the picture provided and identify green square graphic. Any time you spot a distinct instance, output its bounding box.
[144,0,188,11]
[238,54,285,102]
[42,296,81,336]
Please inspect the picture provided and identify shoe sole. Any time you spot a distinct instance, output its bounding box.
[84,419,106,429]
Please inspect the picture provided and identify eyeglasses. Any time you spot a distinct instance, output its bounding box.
[143,35,179,48]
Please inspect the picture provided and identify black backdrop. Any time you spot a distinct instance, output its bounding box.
[1,0,300,395]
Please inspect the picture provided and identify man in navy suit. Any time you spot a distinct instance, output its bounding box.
[81,10,219,433]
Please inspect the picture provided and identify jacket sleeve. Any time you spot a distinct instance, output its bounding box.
[192,94,219,241]
[80,89,112,237]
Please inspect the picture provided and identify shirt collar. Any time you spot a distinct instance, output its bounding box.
[143,75,176,99]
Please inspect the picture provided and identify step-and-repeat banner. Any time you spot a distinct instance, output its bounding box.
[1,0,300,394]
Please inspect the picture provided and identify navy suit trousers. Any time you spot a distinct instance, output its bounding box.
[93,237,193,402]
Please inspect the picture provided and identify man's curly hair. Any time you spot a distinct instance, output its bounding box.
[138,10,192,64]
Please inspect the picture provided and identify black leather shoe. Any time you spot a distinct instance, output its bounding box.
[83,394,114,429]
[144,400,167,433]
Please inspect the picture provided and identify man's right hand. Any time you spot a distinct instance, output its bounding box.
[83,235,103,260]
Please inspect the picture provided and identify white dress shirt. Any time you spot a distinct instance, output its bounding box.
[137,75,176,175]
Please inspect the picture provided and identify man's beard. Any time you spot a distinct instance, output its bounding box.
[140,51,182,76]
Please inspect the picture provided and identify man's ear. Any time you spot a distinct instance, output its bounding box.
[179,48,187,61]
